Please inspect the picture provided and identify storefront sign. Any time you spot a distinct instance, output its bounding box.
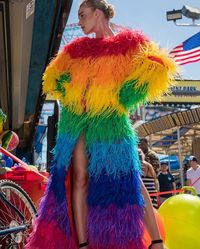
[161,80,200,103]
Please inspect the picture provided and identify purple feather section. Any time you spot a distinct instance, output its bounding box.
[38,191,71,235]
[25,175,77,249]
[36,175,71,235]
[88,204,146,249]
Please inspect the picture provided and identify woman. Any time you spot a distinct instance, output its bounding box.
[139,149,159,208]
[25,1,177,249]
[158,161,176,204]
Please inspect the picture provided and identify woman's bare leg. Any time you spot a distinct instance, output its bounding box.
[141,179,164,249]
[72,135,89,248]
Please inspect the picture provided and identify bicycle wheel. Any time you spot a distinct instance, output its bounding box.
[0,180,37,249]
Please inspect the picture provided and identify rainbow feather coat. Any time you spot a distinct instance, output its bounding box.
[25,30,177,249]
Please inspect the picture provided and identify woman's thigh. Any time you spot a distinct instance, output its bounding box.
[72,135,88,176]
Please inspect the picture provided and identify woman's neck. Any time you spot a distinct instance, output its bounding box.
[95,21,114,38]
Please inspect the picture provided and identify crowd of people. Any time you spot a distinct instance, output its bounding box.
[139,137,200,208]
[139,138,176,208]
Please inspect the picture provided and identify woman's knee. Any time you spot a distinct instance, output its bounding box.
[73,172,88,189]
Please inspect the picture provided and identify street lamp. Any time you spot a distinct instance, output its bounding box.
[166,5,200,26]
[182,5,200,20]
[166,9,182,22]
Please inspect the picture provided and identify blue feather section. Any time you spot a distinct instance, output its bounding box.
[50,162,67,204]
[53,133,78,171]
[87,136,140,177]
[50,133,78,203]
[88,171,144,208]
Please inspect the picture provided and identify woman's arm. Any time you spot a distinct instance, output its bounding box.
[155,178,160,192]
[125,41,178,103]
[146,162,159,191]
[118,31,178,114]
[172,181,176,191]
[147,162,156,178]
[42,50,71,100]
[141,178,164,249]
[170,173,176,193]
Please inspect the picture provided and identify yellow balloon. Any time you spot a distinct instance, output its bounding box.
[158,194,200,249]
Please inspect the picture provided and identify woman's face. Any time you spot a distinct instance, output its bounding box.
[78,5,98,35]
[161,164,168,172]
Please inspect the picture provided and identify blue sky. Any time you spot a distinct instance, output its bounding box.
[67,0,200,80]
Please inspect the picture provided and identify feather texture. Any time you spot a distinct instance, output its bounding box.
[26,29,178,249]
[88,204,145,249]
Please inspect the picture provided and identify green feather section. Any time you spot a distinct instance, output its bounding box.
[58,108,135,146]
[119,79,148,110]
[85,113,135,145]
[55,73,71,96]
[58,108,87,137]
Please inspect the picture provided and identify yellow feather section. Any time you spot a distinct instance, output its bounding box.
[126,42,178,101]
[62,83,85,115]
[61,57,91,115]
[85,84,127,116]
[42,66,61,97]
[42,52,72,99]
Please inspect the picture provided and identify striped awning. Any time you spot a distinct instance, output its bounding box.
[137,107,200,137]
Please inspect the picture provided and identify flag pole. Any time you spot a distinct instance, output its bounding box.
[177,127,184,186]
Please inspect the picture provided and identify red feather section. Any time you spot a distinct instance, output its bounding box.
[64,29,149,58]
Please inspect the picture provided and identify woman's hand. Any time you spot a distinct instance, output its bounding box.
[149,239,165,249]
[149,243,166,249]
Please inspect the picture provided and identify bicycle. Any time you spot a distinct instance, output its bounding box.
[0,179,37,248]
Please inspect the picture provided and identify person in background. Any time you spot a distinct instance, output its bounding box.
[158,162,176,204]
[139,138,160,175]
[186,156,200,196]
[139,149,159,208]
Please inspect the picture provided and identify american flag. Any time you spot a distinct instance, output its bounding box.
[170,31,200,65]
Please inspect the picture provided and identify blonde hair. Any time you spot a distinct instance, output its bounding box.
[80,0,115,19]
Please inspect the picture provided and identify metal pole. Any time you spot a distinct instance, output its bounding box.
[177,127,184,186]
[149,134,152,149]
[166,148,171,172]
[141,105,146,121]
